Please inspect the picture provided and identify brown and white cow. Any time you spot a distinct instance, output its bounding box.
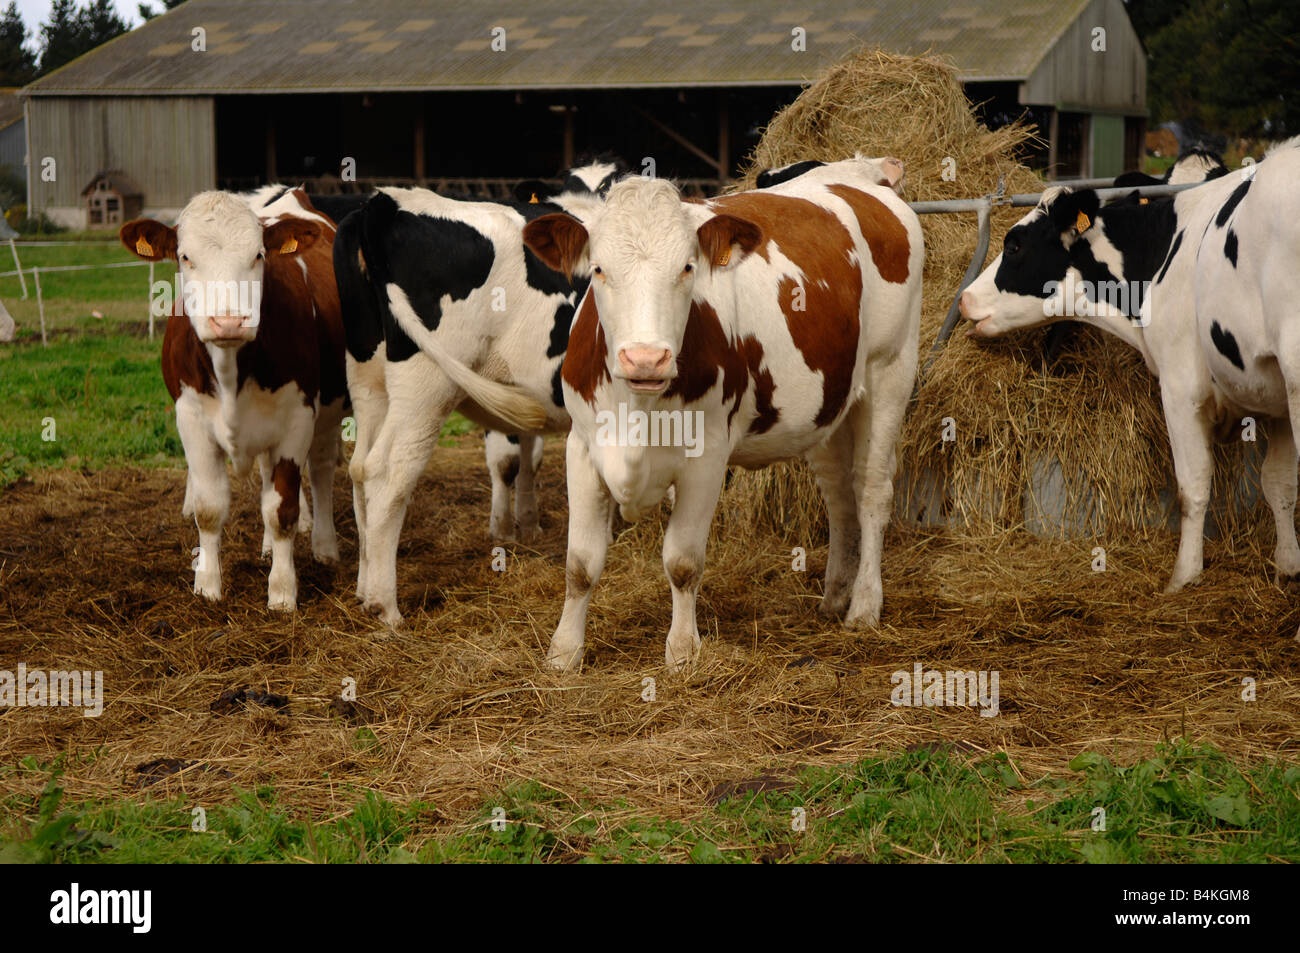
[120,190,348,610]
[523,158,924,670]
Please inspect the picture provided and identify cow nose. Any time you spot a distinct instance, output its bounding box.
[618,346,673,378]
[208,314,251,339]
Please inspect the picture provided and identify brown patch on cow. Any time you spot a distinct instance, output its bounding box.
[561,293,611,404]
[826,184,911,283]
[705,192,863,427]
[739,337,779,434]
[663,300,747,417]
[666,555,701,591]
[565,555,592,596]
[523,213,589,276]
[271,457,300,533]
[697,214,763,267]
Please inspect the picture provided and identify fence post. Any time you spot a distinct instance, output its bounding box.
[9,238,26,299]
[148,261,155,340]
[34,266,44,347]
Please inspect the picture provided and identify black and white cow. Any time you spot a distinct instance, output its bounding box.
[755,155,907,193]
[334,160,621,624]
[1113,148,1228,189]
[960,139,1300,635]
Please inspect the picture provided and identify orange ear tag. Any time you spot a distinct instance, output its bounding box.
[718,245,732,266]
[136,236,154,256]
[279,237,298,255]
[1075,210,1091,234]
[529,193,539,204]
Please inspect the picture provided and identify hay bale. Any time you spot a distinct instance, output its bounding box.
[719,48,1261,543]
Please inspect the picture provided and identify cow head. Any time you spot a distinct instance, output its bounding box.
[959,187,1101,338]
[121,191,320,348]
[523,177,762,395]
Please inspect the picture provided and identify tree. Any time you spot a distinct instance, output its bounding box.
[0,2,37,86]
[38,0,127,76]
[1146,0,1299,138]
[139,0,187,21]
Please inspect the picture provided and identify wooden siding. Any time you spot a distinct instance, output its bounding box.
[27,97,214,212]
[1020,0,1146,115]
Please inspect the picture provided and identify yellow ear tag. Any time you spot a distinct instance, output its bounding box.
[1075,210,1091,234]
[135,236,154,257]
[718,245,732,267]
[279,237,298,255]
[529,193,539,204]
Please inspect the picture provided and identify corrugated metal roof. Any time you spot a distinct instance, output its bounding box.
[27,0,1094,96]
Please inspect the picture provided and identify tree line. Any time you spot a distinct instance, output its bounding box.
[0,0,184,85]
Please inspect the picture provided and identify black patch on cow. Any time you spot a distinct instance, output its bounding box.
[1156,229,1184,285]
[334,209,386,364]
[1224,228,1239,267]
[1210,321,1245,370]
[506,433,520,445]
[1215,178,1251,228]
[359,191,495,362]
[550,363,565,410]
[307,192,371,227]
[1113,171,1163,188]
[756,160,826,189]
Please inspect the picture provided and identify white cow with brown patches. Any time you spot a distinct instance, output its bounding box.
[523,158,923,670]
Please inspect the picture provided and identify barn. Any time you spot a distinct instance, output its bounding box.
[21,0,1148,226]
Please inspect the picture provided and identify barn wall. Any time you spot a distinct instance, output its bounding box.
[1020,0,1146,115]
[0,120,25,181]
[26,96,215,223]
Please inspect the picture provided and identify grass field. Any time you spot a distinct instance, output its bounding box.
[1,244,1298,864]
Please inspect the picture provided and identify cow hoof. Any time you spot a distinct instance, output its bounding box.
[268,595,296,612]
[844,607,881,630]
[545,642,583,672]
[1275,572,1300,593]
[1163,573,1200,594]
[818,595,849,619]
[312,544,340,565]
[194,583,222,602]
[664,637,700,672]
[517,524,542,544]
[363,601,402,628]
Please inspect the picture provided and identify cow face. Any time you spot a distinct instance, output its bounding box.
[524,177,761,395]
[959,188,1101,338]
[121,191,320,348]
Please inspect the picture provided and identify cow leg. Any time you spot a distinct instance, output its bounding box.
[175,398,228,601]
[257,455,274,557]
[514,433,542,542]
[296,486,312,535]
[805,423,860,618]
[548,432,614,671]
[1260,416,1300,584]
[846,355,913,629]
[1162,387,1214,592]
[361,363,456,625]
[485,431,517,542]
[262,453,304,611]
[347,352,389,602]
[307,421,341,563]
[661,461,727,670]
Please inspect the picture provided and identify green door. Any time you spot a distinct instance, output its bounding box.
[1091,114,1125,178]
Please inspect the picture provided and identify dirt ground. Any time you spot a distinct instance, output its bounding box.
[1,438,1297,820]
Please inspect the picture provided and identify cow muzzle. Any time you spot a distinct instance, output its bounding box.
[958,291,997,339]
[207,314,256,347]
[616,345,674,394]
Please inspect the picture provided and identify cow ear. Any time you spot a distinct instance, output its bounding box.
[120,219,177,261]
[264,218,321,257]
[697,213,762,268]
[879,157,906,193]
[523,212,589,276]
[514,179,555,204]
[1049,190,1101,239]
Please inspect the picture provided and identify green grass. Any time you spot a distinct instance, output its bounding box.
[0,334,182,483]
[3,743,1296,863]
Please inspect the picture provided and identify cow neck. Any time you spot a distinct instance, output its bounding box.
[1064,199,1177,365]
[207,340,245,419]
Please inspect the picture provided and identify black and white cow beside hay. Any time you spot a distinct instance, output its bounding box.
[960,139,1300,635]
[1113,148,1229,189]
[334,160,622,625]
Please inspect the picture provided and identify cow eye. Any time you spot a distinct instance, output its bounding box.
[1005,236,1021,256]
[592,265,603,277]
[256,251,265,261]
[683,262,694,275]
[180,254,190,264]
